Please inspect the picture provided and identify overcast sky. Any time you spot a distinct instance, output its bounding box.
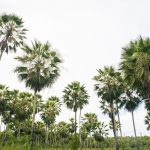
[0,0,150,136]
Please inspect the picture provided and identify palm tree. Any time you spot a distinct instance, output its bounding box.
[63,81,89,138]
[78,85,89,150]
[93,121,109,148]
[82,113,98,150]
[11,91,33,138]
[41,96,61,146]
[93,66,123,150]
[0,14,27,60]
[120,36,150,110]
[57,121,70,150]
[121,88,141,149]
[15,40,62,147]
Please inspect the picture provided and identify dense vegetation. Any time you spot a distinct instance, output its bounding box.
[0,13,150,150]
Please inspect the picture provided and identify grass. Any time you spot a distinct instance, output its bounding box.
[0,146,150,150]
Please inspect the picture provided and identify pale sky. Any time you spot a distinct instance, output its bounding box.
[0,0,150,136]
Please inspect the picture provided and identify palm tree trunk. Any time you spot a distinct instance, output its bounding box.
[79,108,82,150]
[45,125,49,146]
[0,49,4,61]
[89,130,92,150]
[17,121,21,138]
[131,111,139,150]
[111,103,119,150]
[116,105,123,137]
[31,90,37,149]
[131,111,137,137]
[0,113,2,132]
[75,110,77,137]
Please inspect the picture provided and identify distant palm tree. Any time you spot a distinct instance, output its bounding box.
[41,96,61,146]
[15,40,62,148]
[0,14,27,60]
[78,85,89,150]
[63,81,89,139]
[82,113,98,150]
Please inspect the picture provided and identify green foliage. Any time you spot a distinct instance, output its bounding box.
[68,135,79,150]
[15,40,62,92]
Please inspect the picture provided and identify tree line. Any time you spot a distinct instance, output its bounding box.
[0,13,150,150]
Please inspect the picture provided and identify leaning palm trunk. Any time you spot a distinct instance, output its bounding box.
[31,91,37,148]
[131,111,139,150]
[0,33,10,60]
[111,103,119,150]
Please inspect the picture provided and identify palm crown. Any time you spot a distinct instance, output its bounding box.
[0,14,27,59]
[15,40,62,92]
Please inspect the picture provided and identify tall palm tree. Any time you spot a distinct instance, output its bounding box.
[93,66,123,150]
[78,85,89,150]
[0,14,27,60]
[15,40,62,147]
[120,36,150,110]
[63,81,89,139]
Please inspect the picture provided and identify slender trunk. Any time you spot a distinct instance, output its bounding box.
[131,111,137,137]
[117,104,124,149]
[116,105,123,137]
[0,113,2,132]
[30,90,37,149]
[45,125,49,146]
[75,110,77,137]
[79,108,82,150]
[131,111,139,150]
[89,130,92,150]
[17,121,21,138]
[111,103,119,150]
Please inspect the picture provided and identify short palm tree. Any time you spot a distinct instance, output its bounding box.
[41,96,61,145]
[15,40,62,147]
[82,113,98,150]
[0,14,27,60]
